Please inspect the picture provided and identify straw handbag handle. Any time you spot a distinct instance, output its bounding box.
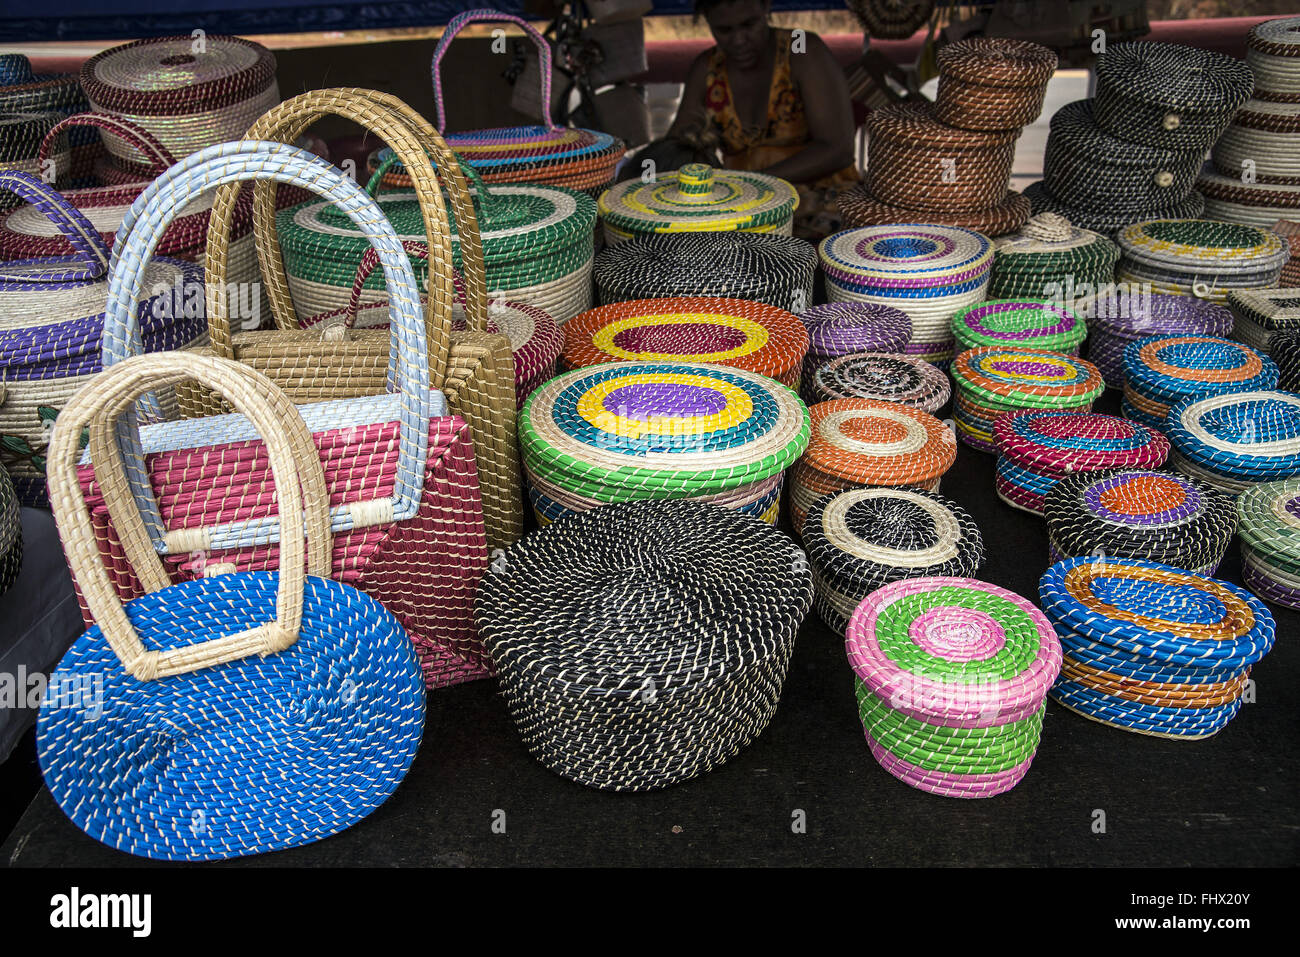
[239,88,491,342]
[0,171,111,281]
[47,353,333,681]
[365,146,501,224]
[432,9,560,132]
[101,141,434,544]
[345,241,477,329]
[38,112,177,181]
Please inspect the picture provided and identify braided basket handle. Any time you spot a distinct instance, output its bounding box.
[48,353,333,681]
[432,9,559,131]
[344,241,476,328]
[366,145,499,222]
[0,171,111,281]
[38,112,177,182]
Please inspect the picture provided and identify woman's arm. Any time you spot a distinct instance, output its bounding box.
[666,50,715,140]
[762,31,857,183]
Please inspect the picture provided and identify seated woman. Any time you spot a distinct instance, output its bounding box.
[667,0,860,240]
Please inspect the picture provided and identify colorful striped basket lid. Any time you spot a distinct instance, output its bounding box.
[990,213,1119,301]
[802,302,912,358]
[951,298,1086,354]
[1023,179,1206,237]
[431,11,624,193]
[845,576,1060,797]
[1237,477,1300,608]
[1045,468,1237,575]
[802,398,957,489]
[1090,292,1235,389]
[1040,556,1275,738]
[0,462,20,596]
[79,35,279,165]
[1094,41,1253,151]
[819,224,993,365]
[1227,287,1300,354]
[802,486,983,634]
[1166,390,1300,493]
[809,352,952,413]
[992,411,1170,516]
[1247,16,1300,102]
[474,499,812,791]
[519,360,811,503]
[593,231,816,314]
[1044,99,1206,215]
[1116,219,1290,301]
[837,185,1031,238]
[598,163,799,244]
[560,296,809,388]
[1121,335,1278,429]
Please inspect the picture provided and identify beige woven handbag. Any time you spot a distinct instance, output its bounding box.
[182,88,522,550]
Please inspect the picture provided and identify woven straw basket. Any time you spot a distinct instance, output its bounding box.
[0,459,20,595]
[92,140,493,689]
[175,89,521,552]
[42,351,425,859]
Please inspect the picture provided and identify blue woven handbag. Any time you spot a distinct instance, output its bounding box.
[38,351,426,861]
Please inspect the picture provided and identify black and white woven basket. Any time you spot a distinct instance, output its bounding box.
[474,500,813,792]
[1024,180,1206,238]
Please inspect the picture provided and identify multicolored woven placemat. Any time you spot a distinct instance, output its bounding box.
[1122,335,1279,430]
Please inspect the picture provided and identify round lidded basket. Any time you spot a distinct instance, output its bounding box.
[802,486,983,634]
[0,54,87,115]
[0,112,68,206]
[1093,41,1254,151]
[934,37,1058,132]
[864,102,1018,213]
[990,212,1119,302]
[1089,292,1234,390]
[801,301,911,383]
[593,231,816,314]
[1271,329,1300,390]
[598,164,799,245]
[845,576,1061,798]
[790,398,957,531]
[1165,390,1300,494]
[1212,100,1300,185]
[1043,99,1205,215]
[1040,556,1275,739]
[1196,168,1300,229]
[80,35,279,165]
[1045,468,1237,575]
[1226,287,1300,355]
[1116,219,1291,302]
[561,296,810,388]
[819,224,994,367]
[1121,335,1278,430]
[1023,178,1206,238]
[950,346,1105,453]
[519,360,811,525]
[810,352,951,413]
[474,499,812,792]
[837,185,1031,238]
[951,298,1085,355]
[1246,16,1300,102]
[1237,477,1300,608]
[992,411,1170,516]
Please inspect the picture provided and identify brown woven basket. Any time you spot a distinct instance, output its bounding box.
[186,88,521,550]
[865,102,1018,213]
[838,184,1030,237]
[934,38,1058,132]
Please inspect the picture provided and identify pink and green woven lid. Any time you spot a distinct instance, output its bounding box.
[951,298,1086,353]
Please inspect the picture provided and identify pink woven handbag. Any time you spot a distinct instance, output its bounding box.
[78,140,492,688]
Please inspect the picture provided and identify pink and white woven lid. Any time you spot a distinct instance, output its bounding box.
[993,411,1171,473]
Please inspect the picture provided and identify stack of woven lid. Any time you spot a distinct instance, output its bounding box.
[808,352,951,413]
[598,164,799,245]
[802,487,983,634]
[839,38,1055,236]
[1116,219,1290,301]
[951,298,1086,356]
[1228,287,1300,357]
[1041,556,1275,739]
[518,361,810,526]
[989,213,1119,304]
[279,182,597,324]
[800,301,911,385]
[1090,292,1234,389]
[1045,468,1237,574]
[1271,328,1300,390]
[1029,42,1252,235]
[1122,335,1278,430]
[79,35,279,173]
[993,411,1170,516]
[1272,221,1300,285]
[593,232,816,314]
[1166,390,1300,494]
[951,347,1105,453]
[845,576,1061,798]
[1237,478,1300,609]
[560,297,810,389]
[474,499,813,791]
[0,55,94,188]
[819,224,993,367]
[790,399,957,532]
[1202,18,1300,227]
